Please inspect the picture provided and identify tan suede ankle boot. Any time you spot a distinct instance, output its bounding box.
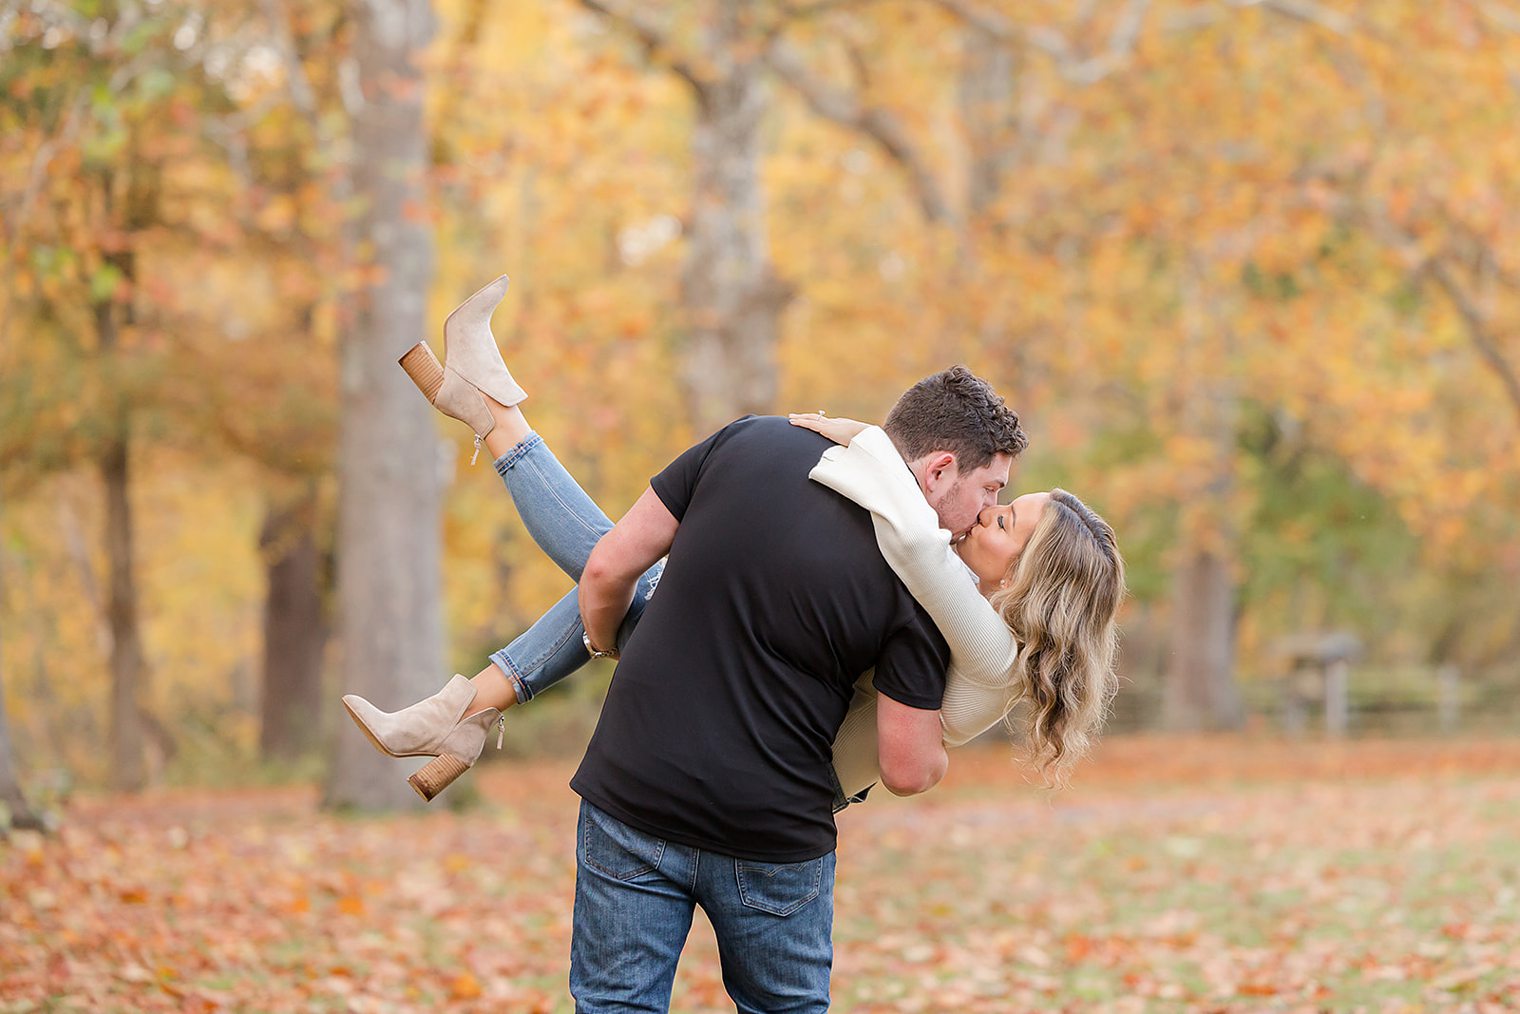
[399,274,528,464]
[341,675,504,801]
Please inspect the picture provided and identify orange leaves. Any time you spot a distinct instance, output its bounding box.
[253,195,298,235]
[448,970,483,999]
[6,742,1520,1009]
[1062,932,1096,962]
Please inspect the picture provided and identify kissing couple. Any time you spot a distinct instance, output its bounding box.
[343,275,1124,1012]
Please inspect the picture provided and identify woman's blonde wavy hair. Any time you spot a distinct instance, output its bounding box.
[987,489,1125,787]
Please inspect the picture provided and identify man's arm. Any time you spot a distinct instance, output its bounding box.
[871,606,951,796]
[876,695,948,795]
[579,487,680,653]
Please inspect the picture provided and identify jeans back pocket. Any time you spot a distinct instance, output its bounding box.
[580,802,666,881]
[734,856,826,917]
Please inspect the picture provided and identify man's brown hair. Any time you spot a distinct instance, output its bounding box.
[882,365,1028,471]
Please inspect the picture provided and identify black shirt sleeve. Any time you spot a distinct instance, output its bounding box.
[650,417,752,521]
[870,605,951,711]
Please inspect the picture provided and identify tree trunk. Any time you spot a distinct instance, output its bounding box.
[0,561,45,831]
[323,0,442,811]
[678,0,788,433]
[959,25,1018,223]
[86,144,168,788]
[259,485,329,761]
[954,22,1029,402]
[0,680,43,832]
[97,429,149,790]
[1164,544,1243,730]
[89,157,157,792]
[1163,263,1244,731]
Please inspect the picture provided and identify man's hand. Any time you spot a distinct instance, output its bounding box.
[788,412,870,447]
[875,694,948,796]
[580,488,679,655]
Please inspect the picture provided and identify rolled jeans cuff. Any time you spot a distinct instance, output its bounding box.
[489,651,534,705]
[494,431,544,473]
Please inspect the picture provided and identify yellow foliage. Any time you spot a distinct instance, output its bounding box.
[5,0,1520,782]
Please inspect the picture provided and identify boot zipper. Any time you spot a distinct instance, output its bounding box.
[471,433,483,466]
[496,713,505,750]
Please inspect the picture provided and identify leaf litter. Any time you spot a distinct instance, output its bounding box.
[4,737,1520,1012]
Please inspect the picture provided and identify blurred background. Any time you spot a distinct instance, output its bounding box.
[5,0,1517,805]
[4,2,1520,1009]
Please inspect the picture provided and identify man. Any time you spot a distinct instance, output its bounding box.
[574,365,1026,1012]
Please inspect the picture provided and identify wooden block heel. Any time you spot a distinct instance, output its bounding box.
[398,338,496,456]
[399,341,446,403]
[408,752,469,801]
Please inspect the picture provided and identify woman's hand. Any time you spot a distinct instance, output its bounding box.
[788,412,870,447]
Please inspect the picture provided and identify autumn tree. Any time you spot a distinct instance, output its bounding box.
[5,0,1518,786]
[220,0,350,763]
[572,1,795,433]
[0,1,241,787]
[322,0,445,811]
[755,0,1520,725]
[2,0,344,780]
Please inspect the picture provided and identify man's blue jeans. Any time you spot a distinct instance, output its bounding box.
[571,800,835,1013]
[494,437,839,1009]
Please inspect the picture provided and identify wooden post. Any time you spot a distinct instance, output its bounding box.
[1324,658,1349,737]
[1281,666,1307,736]
[1437,664,1460,733]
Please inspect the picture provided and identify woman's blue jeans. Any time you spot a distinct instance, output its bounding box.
[488,433,663,705]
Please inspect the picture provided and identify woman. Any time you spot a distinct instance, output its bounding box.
[343,277,1124,801]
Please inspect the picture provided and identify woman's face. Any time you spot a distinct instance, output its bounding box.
[956,492,1051,591]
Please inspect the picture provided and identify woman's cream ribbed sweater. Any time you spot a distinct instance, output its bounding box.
[814,427,1022,797]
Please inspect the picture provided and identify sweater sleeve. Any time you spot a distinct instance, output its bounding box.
[939,673,1018,748]
[810,428,1020,684]
[830,671,881,799]
[830,667,1014,795]
[811,428,1022,748]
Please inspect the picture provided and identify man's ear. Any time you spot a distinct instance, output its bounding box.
[921,452,958,493]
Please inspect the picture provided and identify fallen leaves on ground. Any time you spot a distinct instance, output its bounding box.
[4,736,1520,1012]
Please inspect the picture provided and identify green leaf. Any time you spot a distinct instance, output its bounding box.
[81,124,127,164]
[90,263,124,303]
[121,19,162,56]
[138,68,177,104]
[28,246,78,279]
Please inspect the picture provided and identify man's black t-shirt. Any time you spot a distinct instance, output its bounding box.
[570,416,951,863]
